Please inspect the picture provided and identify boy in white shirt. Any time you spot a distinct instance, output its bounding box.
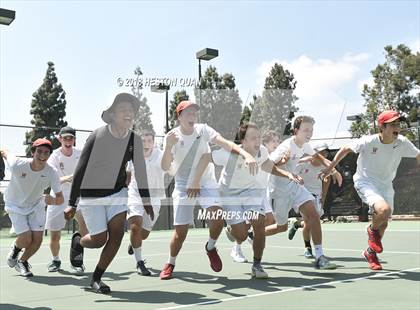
[188,123,295,278]
[322,110,420,270]
[160,101,258,280]
[1,139,64,277]
[290,143,342,258]
[127,131,165,276]
[268,116,337,269]
[45,126,87,273]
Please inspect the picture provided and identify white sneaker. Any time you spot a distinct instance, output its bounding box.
[70,264,86,274]
[7,243,19,268]
[230,245,247,263]
[251,264,268,279]
[15,260,33,277]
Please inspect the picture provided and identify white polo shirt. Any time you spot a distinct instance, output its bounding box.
[348,134,419,186]
[5,154,61,214]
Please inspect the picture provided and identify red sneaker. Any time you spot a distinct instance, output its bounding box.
[160,263,175,280]
[206,243,222,272]
[367,226,383,253]
[363,250,382,270]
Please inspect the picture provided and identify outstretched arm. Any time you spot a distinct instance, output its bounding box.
[213,135,258,175]
[187,153,212,198]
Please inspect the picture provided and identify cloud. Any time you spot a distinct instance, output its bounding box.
[256,53,371,139]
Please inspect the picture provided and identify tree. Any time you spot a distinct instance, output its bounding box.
[25,62,67,156]
[351,44,420,139]
[195,66,243,140]
[131,66,154,134]
[251,63,298,138]
[168,90,189,131]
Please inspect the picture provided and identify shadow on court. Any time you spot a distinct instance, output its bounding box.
[94,290,219,305]
[0,305,52,310]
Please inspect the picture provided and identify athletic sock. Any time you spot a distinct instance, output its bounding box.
[12,244,22,259]
[74,235,83,252]
[133,246,142,262]
[168,255,176,265]
[314,244,324,259]
[206,238,217,251]
[304,240,311,248]
[52,256,60,261]
[92,266,105,282]
[253,257,261,266]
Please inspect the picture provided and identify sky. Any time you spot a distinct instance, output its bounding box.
[0,0,419,155]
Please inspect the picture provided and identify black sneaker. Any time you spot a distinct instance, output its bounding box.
[128,244,134,255]
[70,232,84,268]
[90,280,111,294]
[47,260,61,272]
[15,260,33,277]
[136,260,151,276]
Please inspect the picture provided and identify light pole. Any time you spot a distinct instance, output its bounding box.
[0,8,16,25]
[195,48,219,121]
[151,83,170,133]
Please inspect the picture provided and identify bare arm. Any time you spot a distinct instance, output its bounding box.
[187,153,212,198]
[213,135,258,175]
[45,191,64,206]
[0,149,8,159]
[321,146,353,178]
[261,159,303,184]
[161,132,178,171]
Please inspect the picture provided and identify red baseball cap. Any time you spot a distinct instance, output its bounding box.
[32,138,53,152]
[176,100,199,116]
[377,110,400,126]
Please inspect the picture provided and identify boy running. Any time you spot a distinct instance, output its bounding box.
[322,110,420,270]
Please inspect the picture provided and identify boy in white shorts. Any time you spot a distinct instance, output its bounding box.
[160,100,258,280]
[268,116,337,269]
[1,139,64,277]
[188,123,295,278]
[45,126,88,273]
[127,131,165,276]
[66,93,152,293]
[289,143,342,258]
[322,110,420,270]
[226,130,285,263]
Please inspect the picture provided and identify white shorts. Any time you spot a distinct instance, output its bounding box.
[272,182,314,225]
[312,195,324,217]
[7,202,46,235]
[263,195,273,214]
[79,189,128,235]
[173,187,221,226]
[354,179,394,215]
[45,203,83,231]
[127,199,161,232]
[221,189,265,225]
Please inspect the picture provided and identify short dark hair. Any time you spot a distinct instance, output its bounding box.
[238,122,259,141]
[140,130,155,140]
[293,116,315,134]
[262,130,280,145]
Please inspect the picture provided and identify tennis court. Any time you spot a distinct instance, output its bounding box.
[1,221,419,310]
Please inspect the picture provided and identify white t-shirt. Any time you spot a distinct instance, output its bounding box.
[268,136,315,192]
[296,162,323,196]
[349,134,419,186]
[4,154,61,213]
[212,145,269,193]
[128,148,165,201]
[47,147,81,197]
[164,123,219,188]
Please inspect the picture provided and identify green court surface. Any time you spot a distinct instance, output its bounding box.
[1,221,419,310]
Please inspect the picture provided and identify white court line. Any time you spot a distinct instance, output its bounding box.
[157,267,420,310]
